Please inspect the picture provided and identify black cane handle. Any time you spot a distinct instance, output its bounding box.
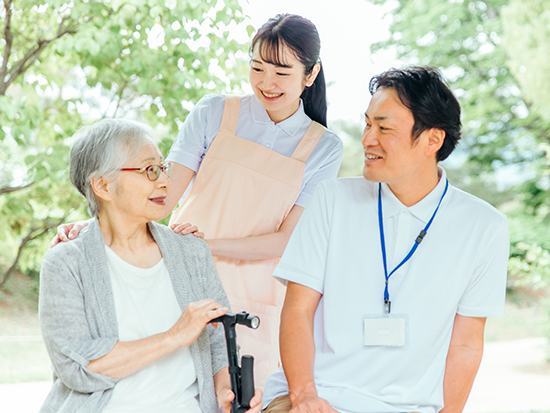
[210,312,260,330]
[240,355,254,408]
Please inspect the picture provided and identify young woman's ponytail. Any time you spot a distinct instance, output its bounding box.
[251,14,328,127]
[300,62,327,127]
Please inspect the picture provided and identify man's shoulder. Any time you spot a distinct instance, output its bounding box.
[318,176,377,201]
[322,176,374,190]
[448,185,507,226]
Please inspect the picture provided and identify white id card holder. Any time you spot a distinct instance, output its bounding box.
[363,314,408,347]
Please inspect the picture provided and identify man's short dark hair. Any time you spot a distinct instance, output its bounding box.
[369,66,461,162]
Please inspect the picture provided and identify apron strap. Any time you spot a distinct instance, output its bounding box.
[290,121,326,163]
[220,95,241,135]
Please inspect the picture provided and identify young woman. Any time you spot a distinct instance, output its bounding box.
[53,14,343,388]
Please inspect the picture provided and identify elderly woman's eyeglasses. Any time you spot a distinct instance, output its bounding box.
[120,162,172,181]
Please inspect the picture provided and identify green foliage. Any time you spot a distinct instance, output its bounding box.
[0,0,248,279]
[444,160,516,207]
[508,242,550,292]
[332,120,365,178]
[368,0,548,171]
[505,209,550,306]
[502,0,550,123]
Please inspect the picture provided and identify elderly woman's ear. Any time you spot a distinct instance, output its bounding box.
[91,176,113,202]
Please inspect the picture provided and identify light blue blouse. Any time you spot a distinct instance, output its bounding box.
[167,94,343,207]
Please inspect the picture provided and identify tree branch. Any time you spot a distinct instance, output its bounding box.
[101,81,127,119]
[0,213,70,289]
[0,10,76,95]
[0,0,14,94]
[0,181,34,195]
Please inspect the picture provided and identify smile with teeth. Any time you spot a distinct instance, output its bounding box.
[261,90,283,98]
[365,154,382,160]
[149,197,166,204]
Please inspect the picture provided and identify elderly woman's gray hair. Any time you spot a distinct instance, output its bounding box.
[69,118,158,217]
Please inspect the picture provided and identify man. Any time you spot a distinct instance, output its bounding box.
[261,66,509,413]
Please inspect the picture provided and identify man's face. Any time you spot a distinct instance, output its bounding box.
[362,87,432,189]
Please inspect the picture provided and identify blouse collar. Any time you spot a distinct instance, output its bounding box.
[249,94,308,137]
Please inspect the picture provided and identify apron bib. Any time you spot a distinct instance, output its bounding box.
[170,96,325,388]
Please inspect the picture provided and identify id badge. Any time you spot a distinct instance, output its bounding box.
[363,314,407,347]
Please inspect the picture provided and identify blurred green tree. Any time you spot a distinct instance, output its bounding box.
[502,0,550,124]
[366,0,549,201]
[0,0,248,286]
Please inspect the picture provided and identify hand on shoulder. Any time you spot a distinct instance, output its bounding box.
[169,222,204,239]
[49,219,91,248]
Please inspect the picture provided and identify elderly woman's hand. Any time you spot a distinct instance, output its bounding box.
[170,222,204,239]
[167,299,228,348]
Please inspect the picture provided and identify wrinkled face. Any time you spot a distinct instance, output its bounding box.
[249,43,315,123]
[362,88,429,188]
[111,145,170,223]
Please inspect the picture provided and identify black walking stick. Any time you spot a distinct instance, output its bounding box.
[210,312,260,413]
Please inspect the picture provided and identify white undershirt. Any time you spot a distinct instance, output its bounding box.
[102,246,201,413]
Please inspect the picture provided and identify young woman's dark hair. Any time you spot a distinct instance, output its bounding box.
[251,14,327,127]
[368,66,461,162]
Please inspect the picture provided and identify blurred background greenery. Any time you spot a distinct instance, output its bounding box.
[1,0,550,384]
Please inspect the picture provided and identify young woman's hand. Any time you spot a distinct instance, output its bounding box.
[218,387,263,413]
[167,299,227,348]
[49,220,90,248]
[169,222,204,239]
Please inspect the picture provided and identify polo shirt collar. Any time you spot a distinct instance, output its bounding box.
[249,94,307,136]
[378,166,448,223]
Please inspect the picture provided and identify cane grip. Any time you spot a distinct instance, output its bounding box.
[240,355,254,408]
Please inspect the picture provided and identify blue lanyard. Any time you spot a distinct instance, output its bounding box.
[378,179,449,313]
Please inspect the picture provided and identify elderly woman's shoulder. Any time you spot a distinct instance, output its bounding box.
[42,226,92,266]
[149,222,210,253]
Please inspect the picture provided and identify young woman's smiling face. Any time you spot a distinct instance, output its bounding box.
[249,42,318,124]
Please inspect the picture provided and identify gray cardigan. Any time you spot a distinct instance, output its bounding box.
[38,219,229,413]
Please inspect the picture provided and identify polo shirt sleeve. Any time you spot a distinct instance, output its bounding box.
[166,94,225,172]
[274,181,333,293]
[295,135,343,208]
[457,215,509,317]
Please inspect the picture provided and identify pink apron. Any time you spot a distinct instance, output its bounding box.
[170,96,325,388]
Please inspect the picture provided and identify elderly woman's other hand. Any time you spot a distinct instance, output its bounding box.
[167,299,228,348]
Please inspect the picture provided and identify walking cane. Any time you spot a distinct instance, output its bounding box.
[210,312,260,413]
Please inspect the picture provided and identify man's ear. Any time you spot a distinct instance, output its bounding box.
[91,176,113,202]
[305,63,321,87]
[425,128,445,157]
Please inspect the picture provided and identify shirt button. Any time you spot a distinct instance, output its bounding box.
[271,126,275,131]
[266,144,270,147]
[399,237,405,243]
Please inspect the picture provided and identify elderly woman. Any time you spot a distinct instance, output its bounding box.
[38,119,262,413]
